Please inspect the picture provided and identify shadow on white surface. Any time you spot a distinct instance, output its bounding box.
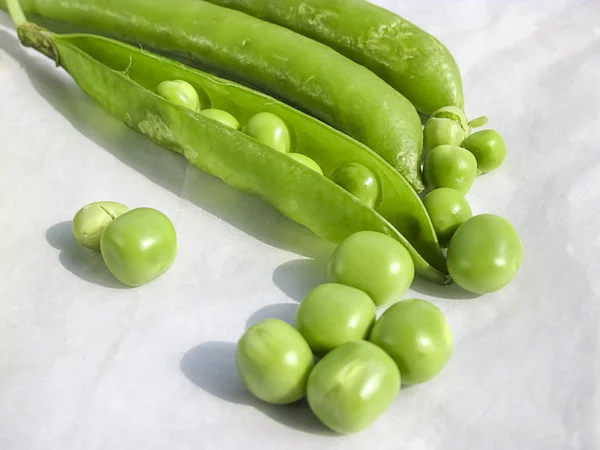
[0,28,330,261]
[45,221,128,289]
[271,255,332,303]
[410,276,481,300]
[180,341,335,436]
[245,303,299,329]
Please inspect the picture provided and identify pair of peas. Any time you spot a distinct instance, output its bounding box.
[158,80,383,209]
[237,230,452,434]
[72,203,177,287]
[421,107,522,294]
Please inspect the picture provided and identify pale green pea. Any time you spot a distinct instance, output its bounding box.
[100,208,177,287]
[288,153,323,174]
[236,319,314,405]
[423,188,472,247]
[462,129,507,173]
[423,106,469,152]
[244,112,291,153]
[157,80,201,111]
[200,108,240,130]
[72,201,129,250]
[424,145,478,194]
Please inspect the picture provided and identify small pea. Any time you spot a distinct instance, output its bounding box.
[307,341,400,434]
[328,231,415,307]
[72,201,129,250]
[200,108,240,130]
[424,145,477,194]
[100,208,177,287]
[236,319,314,405]
[288,153,323,174]
[296,283,376,355]
[462,129,507,173]
[330,162,381,209]
[423,106,469,152]
[423,188,472,247]
[447,214,522,294]
[244,112,291,153]
[157,80,201,111]
[369,299,453,385]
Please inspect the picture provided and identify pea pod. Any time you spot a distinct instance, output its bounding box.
[6,3,449,284]
[0,0,425,192]
[204,0,464,116]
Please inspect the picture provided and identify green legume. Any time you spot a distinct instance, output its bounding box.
[330,162,380,209]
[423,188,472,247]
[288,153,322,174]
[199,108,240,130]
[424,145,478,194]
[72,201,129,250]
[462,129,507,173]
[157,80,201,111]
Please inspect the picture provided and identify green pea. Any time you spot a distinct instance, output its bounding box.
[307,341,400,434]
[328,231,415,307]
[296,283,376,355]
[423,188,472,247]
[447,214,522,294]
[200,108,240,130]
[369,299,453,385]
[424,145,477,194]
[236,319,314,405]
[157,80,201,111]
[288,153,323,174]
[330,162,381,209]
[244,112,291,153]
[100,208,177,287]
[462,129,506,173]
[72,201,129,250]
[423,106,469,152]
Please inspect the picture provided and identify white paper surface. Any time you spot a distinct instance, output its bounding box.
[0,1,599,449]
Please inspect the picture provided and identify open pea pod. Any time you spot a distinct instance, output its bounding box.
[7,3,449,284]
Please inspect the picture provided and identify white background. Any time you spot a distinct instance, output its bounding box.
[1,1,599,449]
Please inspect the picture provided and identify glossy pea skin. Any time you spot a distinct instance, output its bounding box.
[462,130,507,173]
[328,231,415,307]
[447,214,522,294]
[307,340,400,434]
[244,112,291,153]
[100,208,177,287]
[424,145,477,194]
[157,80,201,111]
[423,188,472,247]
[72,201,129,250]
[423,106,469,152]
[369,299,453,385]
[296,283,376,355]
[288,153,323,174]
[200,108,240,130]
[236,319,314,405]
[330,162,381,209]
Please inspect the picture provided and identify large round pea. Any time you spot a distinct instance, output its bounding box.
[307,340,400,434]
[369,299,453,385]
[447,214,523,294]
[424,145,478,194]
[296,283,376,355]
[330,162,381,209]
[288,153,323,174]
[72,201,129,250]
[244,112,291,153]
[462,129,507,173]
[100,208,177,287]
[423,106,469,152]
[328,231,415,307]
[200,108,240,130]
[157,80,201,111]
[423,188,472,246]
[236,319,314,405]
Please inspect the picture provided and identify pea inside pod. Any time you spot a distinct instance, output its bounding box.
[244,112,292,153]
[157,80,202,111]
[330,162,381,209]
[200,108,240,130]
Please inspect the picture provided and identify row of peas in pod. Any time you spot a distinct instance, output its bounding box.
[157,79,382,209]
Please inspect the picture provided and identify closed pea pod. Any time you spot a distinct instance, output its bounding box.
[6,1,449,283]
[1,0,426,191]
